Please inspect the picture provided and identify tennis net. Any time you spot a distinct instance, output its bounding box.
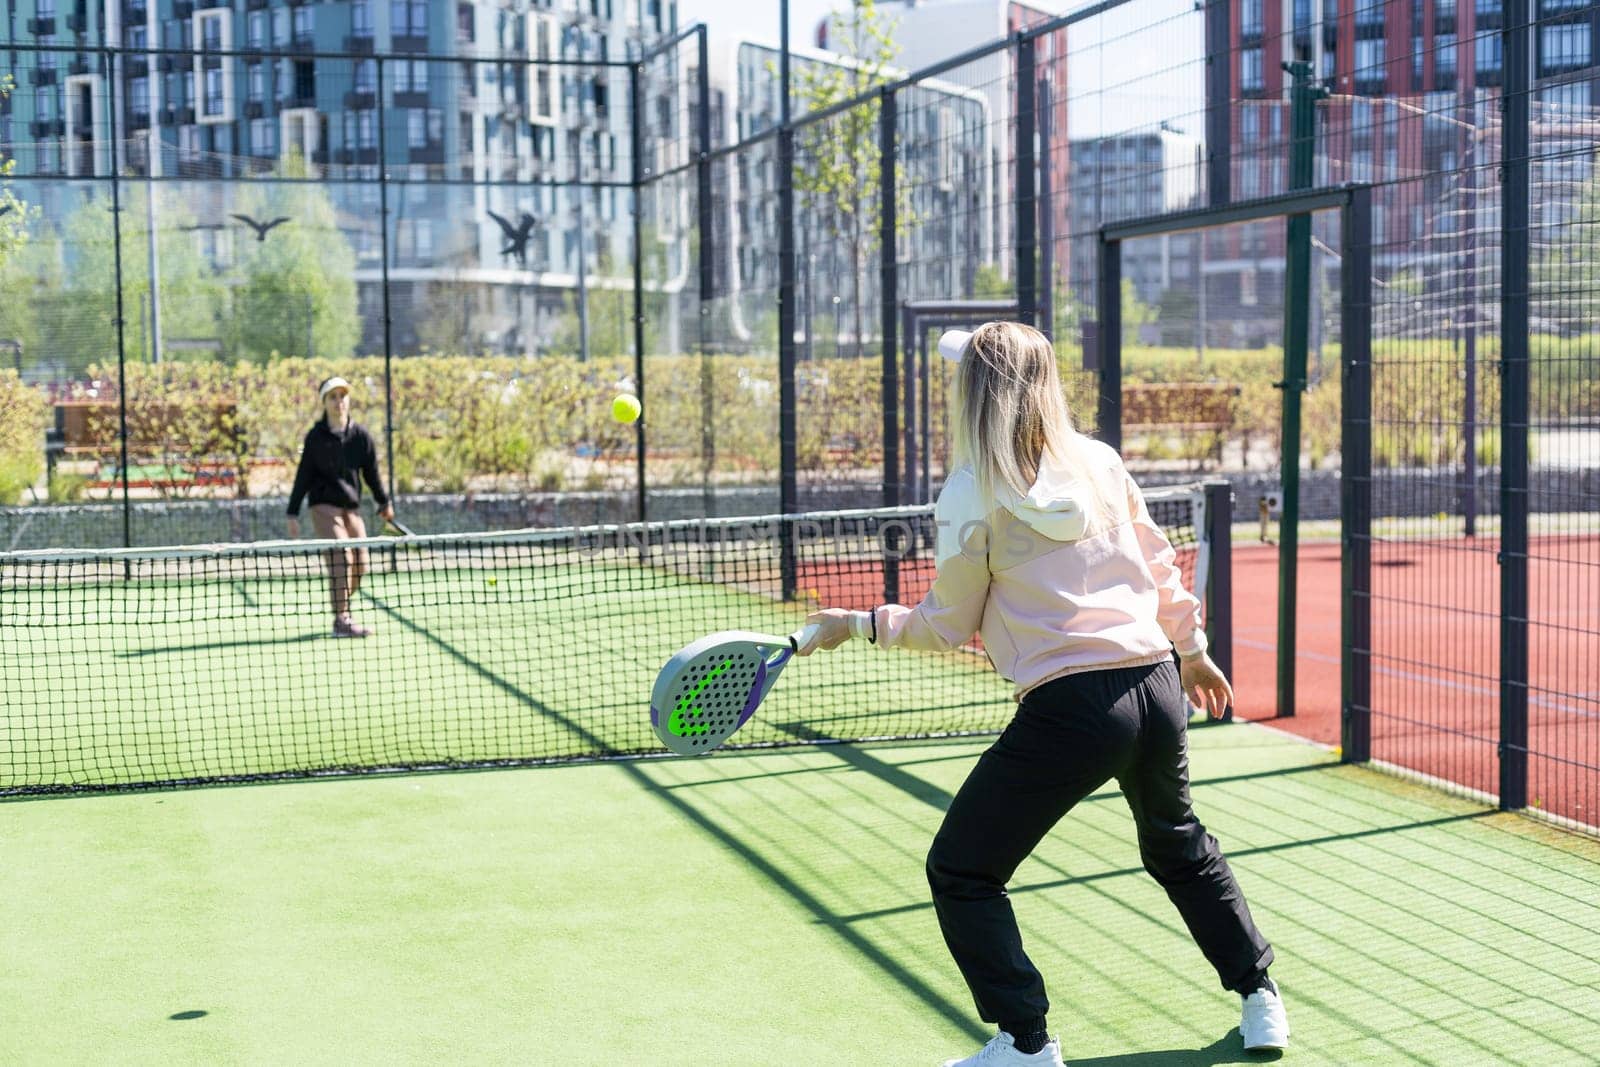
[1,483,1230,794]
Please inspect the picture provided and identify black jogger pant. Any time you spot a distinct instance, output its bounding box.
[926,659,1274,1030]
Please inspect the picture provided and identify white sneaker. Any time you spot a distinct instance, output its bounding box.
[1240,980,1290,1051]
[941,1031,1064,1067]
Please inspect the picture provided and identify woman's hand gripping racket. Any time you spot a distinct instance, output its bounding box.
[651,624,822,756]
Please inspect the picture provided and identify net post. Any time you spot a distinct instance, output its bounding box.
[1341,186,1372,765]
[1498,0,1531,811]
[1095,237,1122,449]
[1202,480,1233,723]
[879,87,900,604]
[696,26,715,520]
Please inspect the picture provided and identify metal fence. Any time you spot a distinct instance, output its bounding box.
[1,2,1597,826]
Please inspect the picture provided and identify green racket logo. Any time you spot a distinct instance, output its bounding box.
[667,658,733,737]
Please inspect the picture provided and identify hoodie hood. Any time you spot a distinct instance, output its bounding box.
[1000,439,1122,543]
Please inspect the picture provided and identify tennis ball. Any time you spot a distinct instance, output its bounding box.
[611,393,642,424]
[486,576,498,588]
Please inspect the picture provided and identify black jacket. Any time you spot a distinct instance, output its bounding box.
[286,418,390,516]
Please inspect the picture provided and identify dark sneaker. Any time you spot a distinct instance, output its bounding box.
[332,616,374,638]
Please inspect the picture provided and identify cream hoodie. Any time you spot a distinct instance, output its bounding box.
[859,439,1208,700]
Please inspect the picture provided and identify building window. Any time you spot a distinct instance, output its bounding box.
[392,1,427,37]
[1321,45,1337,81]
[1355,0,1385,30]
[396,60,428,93]
[1241,0,1263,37]
[251,117,275,156]
[1437,34,1458,76]
[204,68,224,117]
[273,8,289,47]
[353,0,373,37]
[355,59,375,94]
[202,16,222,52]
[1542,23,1591,70]
[407,109,427,147]
[1355,38,1386,90]
[1543,80,1591,113]
[248,63,265,103]
[358,110,375,148]
[457,3,474,41]
[1475,31,1502,74]
[1413,36,1425,84]
[35,86,54,121]
[125,25,147,49]
[130,77,149,118]
[179,125,200,163]
[292,7,313,42]
[1241,48,1264,92]
[248,11,266,49]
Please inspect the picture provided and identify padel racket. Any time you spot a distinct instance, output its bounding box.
[651,624,821,756]
[384,517,416,537]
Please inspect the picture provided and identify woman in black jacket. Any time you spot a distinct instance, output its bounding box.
[286,377,396,638]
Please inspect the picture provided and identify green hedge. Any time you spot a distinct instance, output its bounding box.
[33,336,1597,497]
[0,369,46,504]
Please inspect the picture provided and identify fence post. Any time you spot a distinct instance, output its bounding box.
[631,62,647,523]
[376,56,397,509]
[697,26,715,520]
[1204,0,1232,207]
[105,50,132,550]
[1498,0,1531,811]
[1275,60,1327,719]
[778,6,798,599]
[880,87,900,605]
[1341,186,1373,765]
[1014,33,1037,326]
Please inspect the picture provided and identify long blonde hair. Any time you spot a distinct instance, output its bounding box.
[950,321,1120,532]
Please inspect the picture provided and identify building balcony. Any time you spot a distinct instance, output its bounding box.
[129,112,150,130]
[29,68,58,87]
[344,34,376,54]
[409,142,445,164]
[73,121,94,139]
[281,91,316,109]
[335,147,380,165]
[161,105,196,125]
[27,16,57,35]
[173,1,194,18]
[198,0,231,8]
[344,90,377,109]
[69,57,90,76]
[244,100,266,119]
[394,90,429,109]
[66,13,87,33]
[289,34,317,53]
[29,119,66,138]
[392,34,430,53]
[247,0,270,8]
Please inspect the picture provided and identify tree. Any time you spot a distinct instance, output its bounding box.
[52,184,224,372]
[1534,155,1600,336]
[1121,278,1155,345]
[790,0,910,359]
[0,75,41,371]
[224,152,359,363]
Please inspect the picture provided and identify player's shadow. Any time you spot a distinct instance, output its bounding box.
[1067,1032,1282,1065]
[120,634,324,658]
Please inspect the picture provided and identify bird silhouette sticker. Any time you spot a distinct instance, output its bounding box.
[231,214,291,241]
[487,210,537,267]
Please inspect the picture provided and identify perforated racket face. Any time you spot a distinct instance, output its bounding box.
[651,633,794,756]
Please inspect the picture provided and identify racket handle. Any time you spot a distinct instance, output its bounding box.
[789,622,823,653]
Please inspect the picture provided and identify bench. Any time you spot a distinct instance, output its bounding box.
[1121,382,1240,465]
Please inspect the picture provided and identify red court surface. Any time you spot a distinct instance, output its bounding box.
[1231,539,1599,830]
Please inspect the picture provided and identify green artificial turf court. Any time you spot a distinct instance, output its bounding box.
[4,723,1598,1065]
[3,552,1005,791]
